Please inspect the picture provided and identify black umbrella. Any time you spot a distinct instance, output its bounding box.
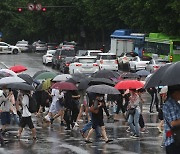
[78,77,93,90]
[144,63,172,88]
[33,70,50,79]
[121,72,140,79]
[18,74,33,85]
[86,84,120,95]
[88,78,115,86]
[72,73,87,79]
[92,70,119,79]
[6,82,35,91]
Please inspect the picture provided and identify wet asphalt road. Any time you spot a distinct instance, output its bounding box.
[0,53,165,154]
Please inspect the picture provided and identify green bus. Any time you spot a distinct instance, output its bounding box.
[143,33,180,62]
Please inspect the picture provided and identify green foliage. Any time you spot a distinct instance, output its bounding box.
[0,0,179,45]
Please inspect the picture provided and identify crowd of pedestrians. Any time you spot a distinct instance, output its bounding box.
[0,74,179,154]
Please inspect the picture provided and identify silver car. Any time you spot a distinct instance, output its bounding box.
[32,41,47,52]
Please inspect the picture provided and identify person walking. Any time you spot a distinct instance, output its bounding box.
[85,94,113,143]
[163,85,180,154]
[17,90,36,140]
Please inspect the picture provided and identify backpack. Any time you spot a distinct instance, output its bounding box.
[27,94,37,113]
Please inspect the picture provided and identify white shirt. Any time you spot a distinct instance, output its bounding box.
[22,94,31,117]
[51,89,64,105]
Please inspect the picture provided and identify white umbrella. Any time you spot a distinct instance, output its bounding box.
[53,74,72,82]
[0,76,25,85]
[0,69,17,76]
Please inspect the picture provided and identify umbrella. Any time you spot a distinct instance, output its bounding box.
[78,78,93,90]
[136,70,150,77]
[92,70,119,79]
[115,80,144,90]
[18,74,33,85]
[144,63,172,88]
[88,78,115,86]
[51,81,77,91]
[9,65,27,73]
[52,74,72,82]
[121,72,140,79]
[33,70,50,79]
[86,84,120,95]
[36,79,52,90]
[0,76,25,85]
[0,69,17,76]
[34,72,57,80]
[72,73,87,79]
[6,82,35,91]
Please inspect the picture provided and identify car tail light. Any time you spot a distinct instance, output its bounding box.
[93,63,99,66]
[100,59,103,64]
[76,64,82,66]
[66,63,70,67]
[47,55,52,58]
[153,65,159,69]
[170,56,173,62]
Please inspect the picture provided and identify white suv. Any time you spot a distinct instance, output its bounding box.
[0,42,21,54]
[97,53,118,71]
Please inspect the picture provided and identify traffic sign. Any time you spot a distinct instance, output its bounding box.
[27,3,35,11]
[35,3,42,11]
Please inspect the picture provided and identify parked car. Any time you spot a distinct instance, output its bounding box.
[32,41,47,52]
[46,43,59,50]
[129,56,151,71]
[69,56,99,75]
[15,40,32,52]
[145,59,170,73]
[97,53,118,71]
[52,48,76,73]
[118,52,138,70]
[0,42,21,54]
[42,50,56,65]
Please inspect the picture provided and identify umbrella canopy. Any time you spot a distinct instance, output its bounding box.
[0,76,25,85]
[51,81,77,91]
[72,73,87,79]
[0,69,17,76]
[115,80,144,90]
[136,70,150,77]
[9,65,27,73]
[78,77,94,90]
[121,72,140,79]
[92,70,119,79]
[34,72,57,80]
[18,74,33,85]
[144,64,172,88]
[6,82,35,91]
[36,79,52,91]
[52,74,72,82]
[88,78,115,86]
[86,84,120,95]
[33,70,50,79]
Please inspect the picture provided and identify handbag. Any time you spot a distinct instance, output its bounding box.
[165,118,180,146]
[128,108,136,115]
[89,105,99,114]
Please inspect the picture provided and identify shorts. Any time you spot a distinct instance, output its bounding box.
[1,112,11,125]
[49,102,64,113]
[92,117,104,129]
[19,116,34,129]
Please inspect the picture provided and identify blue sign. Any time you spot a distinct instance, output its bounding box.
[0,32,2,37]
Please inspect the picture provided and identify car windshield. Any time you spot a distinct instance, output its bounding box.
[155,60,169,64]
[78,58,96,63]
[100,55,116,59]
[47,50,56,55]
[17,41,28,44]
[61,49,76,56]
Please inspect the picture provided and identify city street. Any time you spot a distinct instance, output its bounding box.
[0,53,165,154]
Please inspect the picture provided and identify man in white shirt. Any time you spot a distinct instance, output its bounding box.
[17,90,36,140]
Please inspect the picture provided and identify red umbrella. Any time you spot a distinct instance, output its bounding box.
[51,81,77,91]
[114,80,144,90]
[9,65,27,73]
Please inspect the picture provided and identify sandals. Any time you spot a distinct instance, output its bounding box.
[85,139,92,143]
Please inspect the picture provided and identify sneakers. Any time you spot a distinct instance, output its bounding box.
[131,134,140,139]
[157,127,163,133]
[44,115,50,122]
[126,127,131,133]
[140,128,149,134]
[105,139,113,143]
[85,139,92,143]
[74,122,79,127]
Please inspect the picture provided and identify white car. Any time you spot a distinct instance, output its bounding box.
[85,50,102,57]
[129,56,150,71]
[42,50,56,65]
[97,53,118,71]
[0,42,21,54]
[69,56,99,75]
[15,40,31,52]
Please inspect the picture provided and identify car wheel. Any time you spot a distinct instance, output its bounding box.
[13,49,18,54]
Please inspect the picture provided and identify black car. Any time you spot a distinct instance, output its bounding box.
[47,43,59,50]
[52,48,76,73]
